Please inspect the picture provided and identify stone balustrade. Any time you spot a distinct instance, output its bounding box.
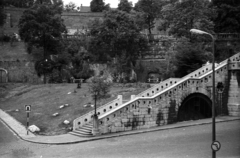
[73,95,122,130]
[137,78,180,98]
[97,56,233,134]
[73,53,240,134]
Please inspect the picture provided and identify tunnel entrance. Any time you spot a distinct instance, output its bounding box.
[178,93,212,121]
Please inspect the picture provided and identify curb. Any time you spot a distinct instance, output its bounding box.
[14,117,240,145]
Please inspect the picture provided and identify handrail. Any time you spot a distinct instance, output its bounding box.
[99,76,192,119]
[73,95,122,130]
[136,78,180,98]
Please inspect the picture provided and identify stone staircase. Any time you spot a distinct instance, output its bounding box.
[70,52,240,137]
[69,122,93,137]
[69,63,214,138]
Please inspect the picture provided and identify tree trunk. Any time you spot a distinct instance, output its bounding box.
[43,32,46,84]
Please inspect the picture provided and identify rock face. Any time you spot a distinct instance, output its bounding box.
[28,125,40,133]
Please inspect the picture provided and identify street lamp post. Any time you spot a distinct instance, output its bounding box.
[94,92,97,116]
[190,29,217,158]
[92,91,100,136]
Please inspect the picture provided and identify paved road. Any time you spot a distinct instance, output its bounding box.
[0,120,240,158]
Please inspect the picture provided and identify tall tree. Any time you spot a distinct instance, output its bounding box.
[88,10,148,75]
[65,2,77,12]
[118,0,132,13]
[0,0,6,26]
[159,0,215,39]
[134,0,165,35]
[213,0,240,33]
[18,1,66,83]
[170,39,210,77]
[90,0,110,12]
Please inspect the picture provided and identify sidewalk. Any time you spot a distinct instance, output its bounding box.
[1,109,240,145]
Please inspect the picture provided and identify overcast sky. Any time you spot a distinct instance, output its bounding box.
[62,0,138,8]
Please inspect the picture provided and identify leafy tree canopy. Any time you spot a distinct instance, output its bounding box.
[18,1,66,82]
[3,0,64,8]
[3,0,34,8]
[65,2,77,12]
[88,10,148,72]
[159,0,215,39]
[171,39,210,77]
[134,0,166,35]
[118,0,133,13]
[90,0,110,12]
[213,0,240,33]
[88,76,111,100]
[18,1,66,57]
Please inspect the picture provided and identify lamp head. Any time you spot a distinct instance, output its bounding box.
[190,29,207,35]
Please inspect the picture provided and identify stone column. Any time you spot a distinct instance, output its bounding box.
[227,69,240,116]
[92,115,100,136]
[118,95,123,105]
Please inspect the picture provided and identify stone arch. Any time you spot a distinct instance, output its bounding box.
[178,93,212,122]
[0,68,8,83]
[147,71,161,83]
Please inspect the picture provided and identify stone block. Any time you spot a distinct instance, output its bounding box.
[59,105,65,109]
[114,122,122,127]
[141,110,148,115]
[116,127,124,132]
[52,112,59,117]
[133,112,140,115]
[125,127,132,131]
[63,120,70,125]
[111,128,117,133]
[28,125,40,132]
[160,120,165,125]
[138,121,143,126]
[143,117,149,122]
[165,120,169,124]
[121,119,128,123]
[127,114,133,119]
[142,124,150,129]
[229,111,240,116]
[145,114,151,118]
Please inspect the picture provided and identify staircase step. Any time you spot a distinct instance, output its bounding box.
[69,131,93,137]
[72,129,92,135]
[84,124,93,129]
[75,127,92,133]
[81,126,92,131]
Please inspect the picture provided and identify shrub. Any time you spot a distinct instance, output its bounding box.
[88,76,111,100]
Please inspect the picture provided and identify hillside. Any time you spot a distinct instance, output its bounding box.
[0,83,149,135]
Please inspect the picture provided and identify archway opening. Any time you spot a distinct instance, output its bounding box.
[147,72,161,83]
[178,93,212,122]
[0,68,8,83]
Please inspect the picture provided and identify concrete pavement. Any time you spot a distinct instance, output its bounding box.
[0,109,240,145]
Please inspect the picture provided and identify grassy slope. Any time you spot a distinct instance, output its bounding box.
[0,83,149,135]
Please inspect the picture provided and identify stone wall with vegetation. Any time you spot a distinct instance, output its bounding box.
[1,7,103,36]
[0,42,41,83]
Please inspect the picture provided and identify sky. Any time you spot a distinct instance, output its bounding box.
[62,0,138,8]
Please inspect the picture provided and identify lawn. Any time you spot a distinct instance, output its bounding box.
[0,82,149,135]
